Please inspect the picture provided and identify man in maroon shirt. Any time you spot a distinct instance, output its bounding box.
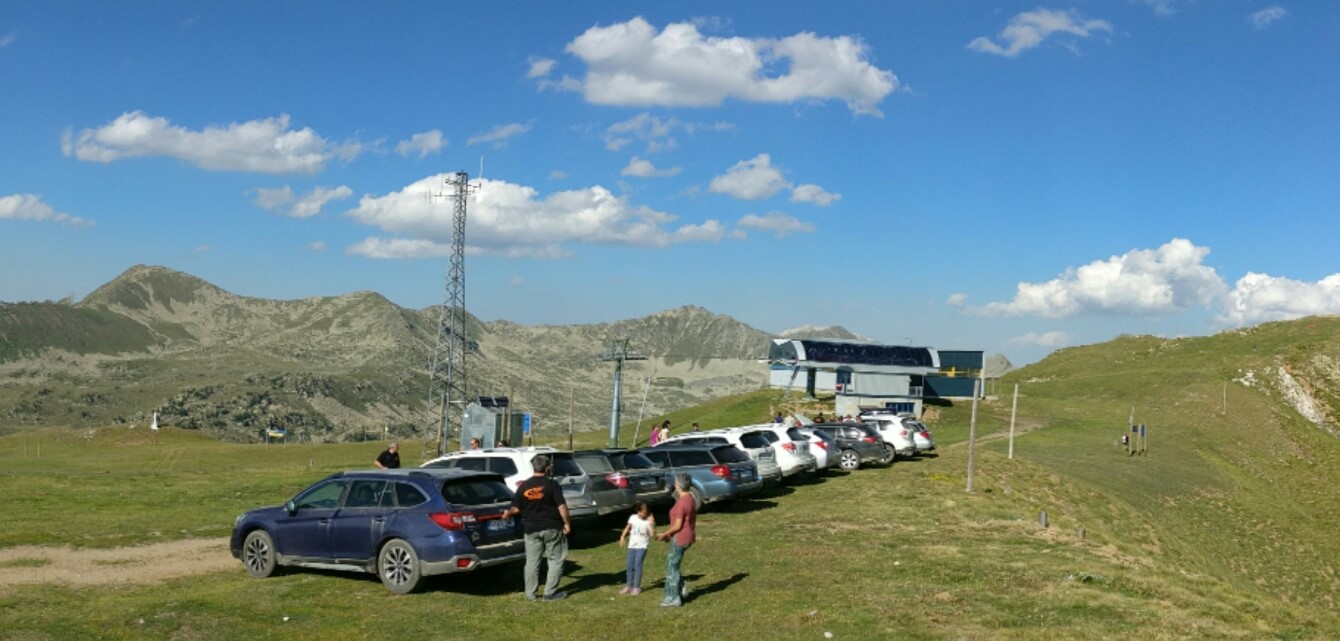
[656,473,697,607]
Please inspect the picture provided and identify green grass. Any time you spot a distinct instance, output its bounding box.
[4,318,1340,639]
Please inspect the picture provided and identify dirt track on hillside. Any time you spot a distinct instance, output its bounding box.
[0,538,234,589]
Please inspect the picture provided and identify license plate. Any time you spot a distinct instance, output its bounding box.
[487,518,511,532]
[561,484,582,494]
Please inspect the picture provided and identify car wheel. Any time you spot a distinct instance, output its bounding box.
[378,538,423,594]
[879,444,896,465]
[689,486,704,512]
[242,529,279,578]
[839,449,860,471]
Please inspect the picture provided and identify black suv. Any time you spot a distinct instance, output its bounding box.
[806,423,889,470]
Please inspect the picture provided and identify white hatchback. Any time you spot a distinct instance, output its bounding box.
[859,413,918,459]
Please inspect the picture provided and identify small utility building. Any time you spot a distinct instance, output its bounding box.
[768,339,984,417]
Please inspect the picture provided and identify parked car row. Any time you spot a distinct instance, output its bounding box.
[229,415,936,593]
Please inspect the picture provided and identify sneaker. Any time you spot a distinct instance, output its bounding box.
[659,599,682,608]
[542,591,568,602]
[525,594,537,602]
[629,588,641,596]
[618,587,631,595]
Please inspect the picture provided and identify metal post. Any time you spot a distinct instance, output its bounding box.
[1008,383,1018,460]
[568,384,574,451]
[966,379,980,493]
[608,356,623,448]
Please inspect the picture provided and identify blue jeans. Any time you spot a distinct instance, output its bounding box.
[625,547,647,589]
[663,541,690,604]
[523,529,567,599]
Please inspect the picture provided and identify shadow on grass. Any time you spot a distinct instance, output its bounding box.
[646,571,750,603]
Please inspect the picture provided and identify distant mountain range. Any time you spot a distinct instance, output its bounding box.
[0,266,791,441]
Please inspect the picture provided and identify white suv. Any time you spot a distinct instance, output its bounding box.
[660,429,784,484]
[421,446,559,489]
[747,424,818,478]
[858,412,917,459]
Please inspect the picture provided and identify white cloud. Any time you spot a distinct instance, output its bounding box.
[790,183,840,206]
[344,174,728,259]
[978,238,1226,318]
[561,17,898,116]
[192,244,213,254]
[251,185,353,218]
[603,112,733,153]
[946,293,967,307]
[509,276,525,287]
[736,212,815,238]
[1250,6,1289,29]
[968,9,1113,58]
[1,31,15,47]
[62,111,357,174]
[0,194,92,226]
[710,153,789,200]
[308,241,327,252]
[395,130,447,158]
[1138,0,1179,16]
[1007,331,1073,347]
[1220,273,1340,326]
[527,57,557,79]
[548,170,568,180]
[467,122,533,147]
[621,156,682,177]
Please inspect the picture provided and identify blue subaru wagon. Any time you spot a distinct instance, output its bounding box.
[230,468,524,593]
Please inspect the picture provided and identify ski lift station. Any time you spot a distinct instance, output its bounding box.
[768,338,985,417]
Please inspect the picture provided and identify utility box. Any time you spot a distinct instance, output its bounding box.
[461,397,527,448]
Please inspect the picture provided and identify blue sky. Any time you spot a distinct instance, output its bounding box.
[3,1,1338,365]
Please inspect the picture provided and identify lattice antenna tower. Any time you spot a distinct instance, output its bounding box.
[599,338,647,448]
[426,171,477,456]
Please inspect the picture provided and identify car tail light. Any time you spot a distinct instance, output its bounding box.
[430,512,475,531]
[605,472,629,488]
[456,558,473,569]
[919,431,931,439]
[862,436,878,444]
[782,442,795,453]
[710,464,731,478]
[816,441,829,450]
[899,430,909,437]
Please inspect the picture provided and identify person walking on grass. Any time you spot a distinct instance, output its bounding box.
[498,454,572,602]
[618,502,655,596]
[656,473,697,607]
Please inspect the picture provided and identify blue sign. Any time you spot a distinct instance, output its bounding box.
[523,413,532,435]
[1140,423,1146,437]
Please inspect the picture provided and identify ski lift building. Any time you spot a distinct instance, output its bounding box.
[768,338,942,417]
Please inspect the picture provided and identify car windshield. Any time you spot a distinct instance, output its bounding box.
[440,479,512,506]
[712,446,750,464]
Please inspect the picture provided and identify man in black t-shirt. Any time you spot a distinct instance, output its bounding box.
[374,441,400,469]
[499,454,571,601]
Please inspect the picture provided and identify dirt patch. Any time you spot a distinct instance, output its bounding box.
[0,538,234,589]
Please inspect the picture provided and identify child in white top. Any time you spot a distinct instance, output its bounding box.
[618,502,655,595]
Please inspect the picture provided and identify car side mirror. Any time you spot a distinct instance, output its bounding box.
[285,500,297,515]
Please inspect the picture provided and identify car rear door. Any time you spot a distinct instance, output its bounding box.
[575,452,635,514]
[327,479,389,562]
[438,477,522,559]
[615,451,669,503]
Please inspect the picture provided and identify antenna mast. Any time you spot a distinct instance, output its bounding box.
[427,171,476,456]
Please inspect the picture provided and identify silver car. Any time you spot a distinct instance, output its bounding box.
[660,431,785,485]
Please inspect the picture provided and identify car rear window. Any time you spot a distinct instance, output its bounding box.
[670,450,714,467]
[575,454,614,474]
[550,456,584,478]
[641,450,670,467]
[756,431,779,444]
[439,479,512,506]
[489,458,518,477]
[711,446,750,464]
[619,452,658,469]
[452,457,488,472]
[739,433,770,448]
[786,428,807,441]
